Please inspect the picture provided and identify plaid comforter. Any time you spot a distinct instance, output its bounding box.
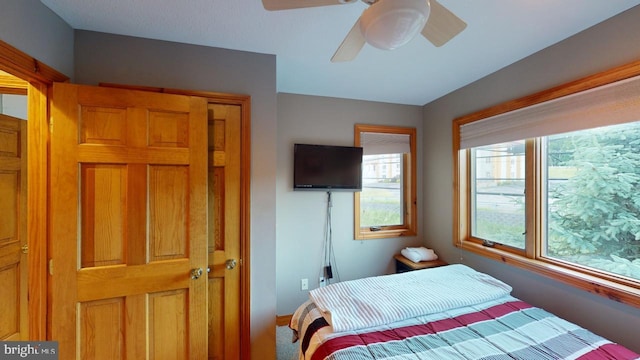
[291,296,639,360]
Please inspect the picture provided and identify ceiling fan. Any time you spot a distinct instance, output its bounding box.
[261,0,467,62]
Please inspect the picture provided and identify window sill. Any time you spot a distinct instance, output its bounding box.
[356,228,416,240]
[457,241,640,308]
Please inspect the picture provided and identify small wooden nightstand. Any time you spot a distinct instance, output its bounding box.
[394,254,447,273]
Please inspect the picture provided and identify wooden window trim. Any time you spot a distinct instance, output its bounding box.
[355,124,417,240]
[458,241,640,305]
[453,59,640,308]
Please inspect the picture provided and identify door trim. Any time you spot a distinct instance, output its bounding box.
[0,39,69,340]
[0,40,68,84]
[101,82,252,359]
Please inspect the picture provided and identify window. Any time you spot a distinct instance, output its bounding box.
[454,62,640,306]
[471,141,526,250]
[355,124,416,239]
[544,123,640,276]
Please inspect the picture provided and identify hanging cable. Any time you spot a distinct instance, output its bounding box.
[318,192,329,287]
[318,191,342,286]
[325,191,333,284]
[319,191,339,286]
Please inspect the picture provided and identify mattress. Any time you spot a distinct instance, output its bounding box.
[290,265,639,360]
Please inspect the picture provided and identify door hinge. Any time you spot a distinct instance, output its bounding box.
[49,118,53,133]
[48,259,53,275]
[21,244,28,254]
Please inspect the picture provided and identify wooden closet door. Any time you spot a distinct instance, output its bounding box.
[207,103,242,359]
[0,114,27,341]
[49,83,208,360]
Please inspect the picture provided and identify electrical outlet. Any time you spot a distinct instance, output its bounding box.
[301,278,308,290]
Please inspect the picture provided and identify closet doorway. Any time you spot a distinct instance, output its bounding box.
[0,40,68,341]
[0,70,28,341]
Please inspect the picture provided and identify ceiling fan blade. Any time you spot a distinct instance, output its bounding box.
[331,19,366,62]
[262,0,344,11]
[421,0,467,47]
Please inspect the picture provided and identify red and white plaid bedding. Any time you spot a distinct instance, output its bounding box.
[292,266,639,360]
[291,296,639,360]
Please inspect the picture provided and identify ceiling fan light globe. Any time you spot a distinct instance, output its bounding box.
[360,0,430,50]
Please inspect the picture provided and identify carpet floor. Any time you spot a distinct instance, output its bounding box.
[276,325,298,359]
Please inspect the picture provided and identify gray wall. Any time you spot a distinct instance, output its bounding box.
[73,31,278,358]
[276,93,423,314]
[0,0,74,78]
[423,5,640,352]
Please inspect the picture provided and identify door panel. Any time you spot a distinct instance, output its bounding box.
[79,298,124,359]
[208,103,242,359]
[0,114,27,341]
[50,83,207,360]
[80,164,126,268]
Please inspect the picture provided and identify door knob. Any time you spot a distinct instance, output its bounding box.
[226,259,237,270]
[191,268,204,280]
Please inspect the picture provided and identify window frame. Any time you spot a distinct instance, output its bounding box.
[453,60,640,307]
[354,124,417,240]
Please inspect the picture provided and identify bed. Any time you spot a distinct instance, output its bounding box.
[290,264,639,360]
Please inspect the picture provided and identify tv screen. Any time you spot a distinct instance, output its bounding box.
[293,144,363,191]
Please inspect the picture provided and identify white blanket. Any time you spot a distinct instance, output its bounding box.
[308,264,512,332]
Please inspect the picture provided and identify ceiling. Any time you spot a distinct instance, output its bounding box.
[40,0,640,106]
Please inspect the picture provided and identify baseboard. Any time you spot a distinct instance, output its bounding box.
[276,314,292,326]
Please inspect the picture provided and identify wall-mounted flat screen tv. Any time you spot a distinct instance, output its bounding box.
[293,144,363,191]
